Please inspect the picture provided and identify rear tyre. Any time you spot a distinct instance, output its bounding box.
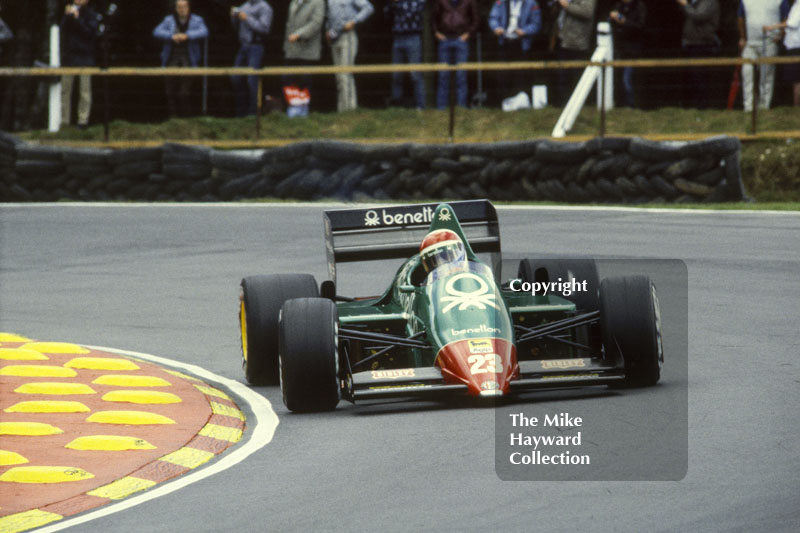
[240,274,318,385]
[600,276,663,387]
[279,298,340,412]
[517,258,600,312]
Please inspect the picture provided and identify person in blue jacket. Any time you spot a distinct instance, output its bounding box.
[153,0,209,117]
[488,0,541,103]
[230,0,273,116]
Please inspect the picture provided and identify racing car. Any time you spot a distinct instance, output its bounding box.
[239,200,663,412]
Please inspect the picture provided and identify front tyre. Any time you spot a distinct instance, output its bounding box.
[600,276,663,387]
[279,297,340,412]
[240,274,318,385]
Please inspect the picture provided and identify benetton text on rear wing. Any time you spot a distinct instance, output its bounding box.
[323,200,501,284]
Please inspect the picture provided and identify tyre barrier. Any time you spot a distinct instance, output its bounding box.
[0,133,746,203]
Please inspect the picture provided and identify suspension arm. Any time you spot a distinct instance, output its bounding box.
[515,311,600,344]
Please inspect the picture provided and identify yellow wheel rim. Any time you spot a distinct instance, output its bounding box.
[240,297,248,363]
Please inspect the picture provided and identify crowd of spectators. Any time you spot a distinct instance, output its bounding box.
[2,0,800,126]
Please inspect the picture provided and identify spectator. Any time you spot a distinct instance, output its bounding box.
[60,0,98,129]
[738,1,782,111]
[767,0,800,105]
[676,0,719,109]
[554,0,597,107]
[231,0,273,117]
[0,6,12,48]
[488,0,542,104]
[609,0,646,108]
[782,0,793,22]
[153,0,209,118]
[326,0,374,112]
[0,6,12,122]
[385,0,427,109]
[284,0,325,112]
[432,0,479,109]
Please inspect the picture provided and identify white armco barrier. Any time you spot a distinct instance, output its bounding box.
[552,22,613,138]
[49,25,61,133]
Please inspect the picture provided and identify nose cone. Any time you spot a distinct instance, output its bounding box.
[436,338,518,396]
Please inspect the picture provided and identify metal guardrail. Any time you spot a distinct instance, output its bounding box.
[4,55,800,143]
[3,55,800,77]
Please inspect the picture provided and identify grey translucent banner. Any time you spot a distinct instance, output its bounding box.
[495,259,688,481]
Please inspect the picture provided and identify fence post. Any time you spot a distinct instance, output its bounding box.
[751,57,758,135]
[553,22,612,137]
[202,37,208,115]
[102,43,110,142]
[448,68,455,140]
[596,21,613,111]
[599,59,606,137]
[48,25,61,132]
[256,76,262,139]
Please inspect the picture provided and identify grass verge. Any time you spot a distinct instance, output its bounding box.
[19,106,800,142]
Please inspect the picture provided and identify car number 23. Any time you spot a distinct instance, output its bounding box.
[468,353,503,375]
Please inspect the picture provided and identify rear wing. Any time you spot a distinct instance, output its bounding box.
[323,200,501,284]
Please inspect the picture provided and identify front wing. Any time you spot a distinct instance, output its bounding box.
[348,358,624,401]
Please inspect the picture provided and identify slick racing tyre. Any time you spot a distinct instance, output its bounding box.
[279,298,340,412]
[239,273,318,385]
[517,258,600,313]
[600,276,663,387]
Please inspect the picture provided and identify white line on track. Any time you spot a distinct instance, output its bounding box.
[35,345,279,533]
[1,202,798,215]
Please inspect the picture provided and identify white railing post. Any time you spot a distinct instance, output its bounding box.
[596,21,613,111]
[49,24,61,132]
[552,22,613,138]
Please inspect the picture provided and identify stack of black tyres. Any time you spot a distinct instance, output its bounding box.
[159,144,211,201]
[63,147,112,200]
[106,147,161,201]
[0,132,23,200]
[0,133,747,203]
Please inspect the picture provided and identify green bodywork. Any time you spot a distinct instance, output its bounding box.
[336,204,580,370]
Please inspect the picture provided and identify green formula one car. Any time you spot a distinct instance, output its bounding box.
[239,200,663,412]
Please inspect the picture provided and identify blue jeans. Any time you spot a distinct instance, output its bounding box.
[232,43,264,117]
[621,66,635,108]
[391,34,425,109]
[436,38,469,109]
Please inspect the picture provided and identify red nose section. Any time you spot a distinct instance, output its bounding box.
[436,338,518,396]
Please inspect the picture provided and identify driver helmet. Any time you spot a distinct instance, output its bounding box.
[419,229,466,272]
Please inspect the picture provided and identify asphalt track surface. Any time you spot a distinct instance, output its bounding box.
[1,204,798,532]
